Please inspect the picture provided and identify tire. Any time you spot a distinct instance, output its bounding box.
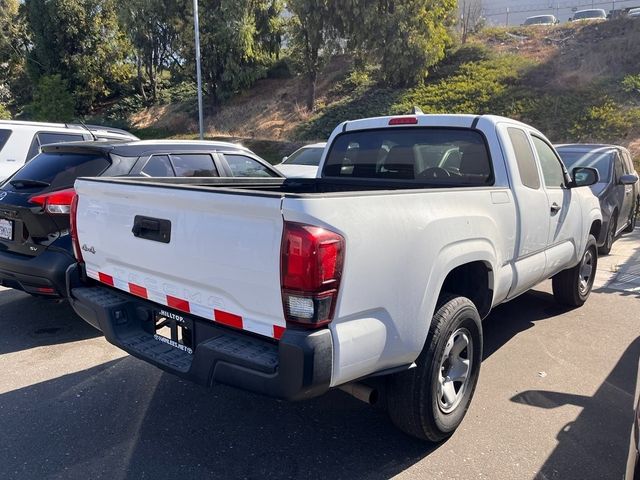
[552,234,598,307]
[623,200,638,233]
[387,295,482,442]
[598,213,617,256]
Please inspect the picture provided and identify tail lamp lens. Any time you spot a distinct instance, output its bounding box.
[281,222,344,327]
[29,188,76,215]
[69,194,83,262]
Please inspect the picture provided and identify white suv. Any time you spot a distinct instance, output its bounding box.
[0,120,138,181]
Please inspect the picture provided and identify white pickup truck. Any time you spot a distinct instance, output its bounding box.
[67,114,602,441]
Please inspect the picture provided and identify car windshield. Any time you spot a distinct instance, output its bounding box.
[283,147,325,166]
[524,16,554,25]
[1,152,111,193]
[574,10,605,19]
[557,150,613,182]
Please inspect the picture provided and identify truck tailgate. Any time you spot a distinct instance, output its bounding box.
[74,179,286,339]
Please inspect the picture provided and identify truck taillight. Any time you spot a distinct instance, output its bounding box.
[280,221,345,327]
[29,188,76,214]
[70,194,83,262]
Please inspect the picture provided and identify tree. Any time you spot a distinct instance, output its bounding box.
[120,0,186,102]
[180,0,284,106]
[24,0,134,113]
[287,0,336,111]
[25,74,75,122]
[0,0,29,109]
[459,0,483,43]
[335,0,457,87]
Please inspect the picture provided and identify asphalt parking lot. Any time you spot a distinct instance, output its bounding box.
[0,231,638,480]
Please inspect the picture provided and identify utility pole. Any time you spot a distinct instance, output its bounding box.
[506,7,509,26]
[193,0,204,140]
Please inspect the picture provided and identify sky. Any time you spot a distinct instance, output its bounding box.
[480,0,640,25]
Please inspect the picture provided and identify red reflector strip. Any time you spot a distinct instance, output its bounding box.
[214,309,243,329]
[93,271,280,339]
[273,325,285,340]
[389,116,418,125]
[98,272,114,286]
[167,295,191,313]
[128,283,148,299]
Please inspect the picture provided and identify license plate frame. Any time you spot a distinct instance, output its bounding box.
[0,218,13,241]
[153,308,194,355]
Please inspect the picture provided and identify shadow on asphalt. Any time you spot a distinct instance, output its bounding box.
[594,231,640,300]
[0,287,578,480]
[482,288,572,360]
[0,288,100,355]
[511,337,640,480]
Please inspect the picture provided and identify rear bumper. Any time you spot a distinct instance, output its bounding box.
[69,283,333,401]
[0,247,74,297]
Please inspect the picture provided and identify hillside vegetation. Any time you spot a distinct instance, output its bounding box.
[132,19,640,167]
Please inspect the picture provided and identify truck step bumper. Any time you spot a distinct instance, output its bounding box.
[70,286,333,401]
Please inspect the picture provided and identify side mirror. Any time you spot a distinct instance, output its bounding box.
[281,156,288,163]
[571,167,599,188]
[619,173,639,185]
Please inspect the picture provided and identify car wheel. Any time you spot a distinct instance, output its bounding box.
[598,214,617,256]
[623,200,638,233]
[387,294,482,442]
[552,234,598,307]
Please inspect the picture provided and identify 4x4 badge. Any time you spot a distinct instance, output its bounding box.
[82,244,96,254]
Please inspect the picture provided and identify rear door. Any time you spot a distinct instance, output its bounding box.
[75,179,287,339]
[530,135,582,277]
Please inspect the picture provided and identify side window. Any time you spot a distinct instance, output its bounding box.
[141,155,175,177]
[169,153,218,177]
[508,128,540,189]
[614,155,624,182]
[26,136,41,162]
[0,129,11,153]
[531,136,565,188]
[224,154,277,177]
[37,132,84,146]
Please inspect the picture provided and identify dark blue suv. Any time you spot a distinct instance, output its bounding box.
[557,144,639,254]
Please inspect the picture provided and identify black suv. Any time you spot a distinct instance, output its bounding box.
[556,144,639,254]
[0,140,281,298]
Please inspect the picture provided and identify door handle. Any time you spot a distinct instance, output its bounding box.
[550,202,562,214]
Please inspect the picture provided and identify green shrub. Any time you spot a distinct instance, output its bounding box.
[25,75,75,122]
[569,100,640,141]
[266,58,293,79]
[0,104,10,120]
[622,74,640,96]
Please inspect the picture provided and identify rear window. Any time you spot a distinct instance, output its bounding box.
[574,9,605,19]
[322,128,493,185]
[0,129,11,152]
[2,152,111,192]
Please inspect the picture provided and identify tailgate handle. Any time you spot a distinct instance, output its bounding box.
[132,216,171,243]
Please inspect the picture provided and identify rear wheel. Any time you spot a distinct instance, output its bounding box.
[599,214,617,255]
[387,295,482,442]
[552,234,597,307]
[623,200,638,233]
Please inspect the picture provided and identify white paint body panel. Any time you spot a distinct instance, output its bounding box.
[73,114,601,388]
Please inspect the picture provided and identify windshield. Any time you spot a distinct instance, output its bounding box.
[524,16,554,25]
[283,147,325,166]
[557,150,613,182]
[1,152,111,193]
[574,10,606,19]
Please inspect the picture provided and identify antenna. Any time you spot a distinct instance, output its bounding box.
[412,106,424,115]
[76,119,98,141]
